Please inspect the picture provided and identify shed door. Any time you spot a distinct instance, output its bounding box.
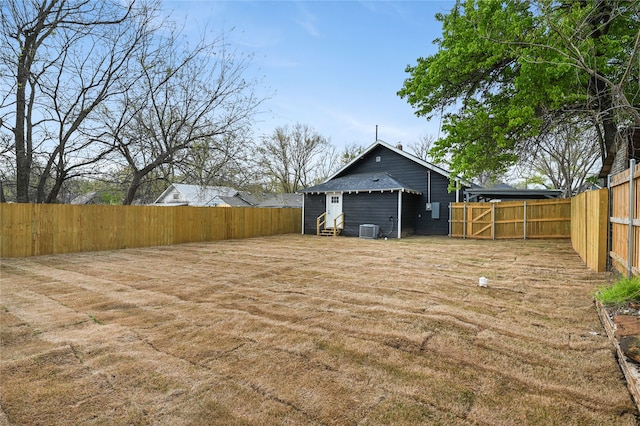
[325,193,343,228]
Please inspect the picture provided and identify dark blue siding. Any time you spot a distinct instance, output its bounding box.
[342,192,398,237]
[302,194,325,235]
[336,146,459,235]
[303,144,463,237]
[401,192,417,236]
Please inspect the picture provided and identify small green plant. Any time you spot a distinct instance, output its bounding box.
[595,276,640,306]
[88,314,104,325]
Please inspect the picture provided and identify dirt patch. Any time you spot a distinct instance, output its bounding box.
[1,235,637,425]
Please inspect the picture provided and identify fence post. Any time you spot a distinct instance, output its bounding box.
[492,203,496,240]
[608,174,612,273]
[628,159,636,278]
[463,203,467,239]
[523,201,527,240]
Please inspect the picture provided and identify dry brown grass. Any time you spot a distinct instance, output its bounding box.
[0,235,637,425]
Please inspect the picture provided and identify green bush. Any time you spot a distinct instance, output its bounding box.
[596,276,640,306]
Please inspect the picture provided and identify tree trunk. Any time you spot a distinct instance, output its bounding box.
[46,166,66,204]
[592,75,618,165]
[15,47,30,203]
[123,172,142,205]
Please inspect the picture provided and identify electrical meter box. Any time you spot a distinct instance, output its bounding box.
[429,202,440,219]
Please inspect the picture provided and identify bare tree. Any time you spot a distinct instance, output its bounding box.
[338,143,365,167]
[100,27,263,204]
[0,0,163,203]
[178,130,255,189]
[256,123,330,193]
[408,134,437,162]
[516,120,601,197]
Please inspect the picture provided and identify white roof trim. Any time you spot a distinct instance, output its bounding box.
[154,183,179,203]
[302,187,421,196]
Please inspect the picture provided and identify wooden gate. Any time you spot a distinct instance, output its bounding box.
[450,199,571,239]
[466,204,494,238]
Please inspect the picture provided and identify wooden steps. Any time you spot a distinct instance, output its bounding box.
[319,228,341,237]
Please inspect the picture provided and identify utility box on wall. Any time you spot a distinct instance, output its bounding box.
[430,202,440,219]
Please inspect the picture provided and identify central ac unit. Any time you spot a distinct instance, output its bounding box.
[359,224,379,239]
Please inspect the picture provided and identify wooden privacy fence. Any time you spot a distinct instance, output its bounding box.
[449,198,572,239]
[610,160,640,277]
[0,204,302,258]
[450,190,608,272]
[571,188,609,273]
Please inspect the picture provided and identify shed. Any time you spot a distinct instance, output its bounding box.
[299,140,468,238]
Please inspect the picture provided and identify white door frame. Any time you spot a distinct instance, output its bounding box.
[325,193,343,228]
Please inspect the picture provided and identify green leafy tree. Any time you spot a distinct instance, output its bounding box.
[398,0,640,183]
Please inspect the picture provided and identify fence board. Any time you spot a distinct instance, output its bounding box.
[571,189,608,273]
[610,162,640,276]
[0,204,302,258]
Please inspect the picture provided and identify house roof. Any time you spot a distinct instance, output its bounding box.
[218,196,253,207]
[464,187,564,202]
[154,183,239,206]
[153,183,302,208]
[299,172,422,195]
[255,193,303,208]
[327,140,465,184]
[70,191,100,204]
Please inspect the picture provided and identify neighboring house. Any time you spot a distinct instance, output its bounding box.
[70,191,101,205]
[299,140,469,238]
[463,183,563,202]
[254,193,303,208]
[575,182,602,195]
[599,127,640,179]
[153,184,251,207]
[153,183,302,208]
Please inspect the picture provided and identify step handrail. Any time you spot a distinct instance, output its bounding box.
[317,212,344,236]
[316,212,327,235]
[333,213,344,236]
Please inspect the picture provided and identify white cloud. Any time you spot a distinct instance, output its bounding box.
[294,3,321,38]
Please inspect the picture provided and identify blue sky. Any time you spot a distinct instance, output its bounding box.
[163,1,456,150]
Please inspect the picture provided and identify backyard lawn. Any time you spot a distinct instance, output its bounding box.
[0,235,637,425]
